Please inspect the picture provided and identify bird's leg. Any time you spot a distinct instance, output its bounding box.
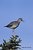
[12,29,16,36]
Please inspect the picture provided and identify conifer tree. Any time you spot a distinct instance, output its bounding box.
[0,35,22,50]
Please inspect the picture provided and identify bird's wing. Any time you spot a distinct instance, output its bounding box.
[9,21,17,25]
[6,21,17,27]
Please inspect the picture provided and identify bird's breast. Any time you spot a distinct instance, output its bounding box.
[10,24,17,29]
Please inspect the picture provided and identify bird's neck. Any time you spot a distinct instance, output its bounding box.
[17,20,21,23]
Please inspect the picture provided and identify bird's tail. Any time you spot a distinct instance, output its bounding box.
[4,25,8,27]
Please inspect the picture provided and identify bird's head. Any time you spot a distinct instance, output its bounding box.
[18,18,24,23]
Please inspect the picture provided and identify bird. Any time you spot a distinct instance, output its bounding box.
[4,18,23,29]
